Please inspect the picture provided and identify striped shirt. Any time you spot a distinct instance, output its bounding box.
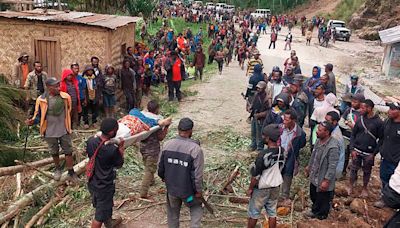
[247,58,263,76]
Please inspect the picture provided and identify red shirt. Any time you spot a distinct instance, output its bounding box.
[172,58,182,82]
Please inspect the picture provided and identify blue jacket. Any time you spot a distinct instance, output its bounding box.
[280,124,306,176]
[245,64,264,98]
[77,74,86,101]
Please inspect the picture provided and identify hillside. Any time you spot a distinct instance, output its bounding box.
[349,0,400,40]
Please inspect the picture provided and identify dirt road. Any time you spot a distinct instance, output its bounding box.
[122,25,390,228]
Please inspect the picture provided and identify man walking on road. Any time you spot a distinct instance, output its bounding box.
[192,47,206,81]
[269,30,277,49]
[158,118,204,228]
[374,102,400,208]
[305,121,339,220]
[347,99,384,198]
[324,63,336,95]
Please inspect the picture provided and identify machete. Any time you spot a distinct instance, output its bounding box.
[199,196,214,215]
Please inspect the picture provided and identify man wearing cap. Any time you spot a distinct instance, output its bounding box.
[338,93,364,177]
[374,102,400,208]
[86,118,124,228]
[324,63,336,95]
[247,124,285,228]
[26,77,78,182]
[248,81,270,151]
[344,75,364,96]
[263,93,290,128]
[288,75,308,127]
[305,121,339,220]
[158,118,204,228]
[246,50,263,77]
[347,99,384,197]
[12,52,32,88]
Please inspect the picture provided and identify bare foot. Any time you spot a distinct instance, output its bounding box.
[361,189,369,198]
[346,186,353,196]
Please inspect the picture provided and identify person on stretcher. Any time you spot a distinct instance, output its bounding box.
[97,107,172,144]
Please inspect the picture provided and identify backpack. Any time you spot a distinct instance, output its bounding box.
[258,147,284,189]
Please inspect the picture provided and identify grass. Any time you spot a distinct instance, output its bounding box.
[319,0,366,22]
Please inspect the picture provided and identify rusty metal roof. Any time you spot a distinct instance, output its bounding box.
[379,25,400,45]
[0,9,141,30]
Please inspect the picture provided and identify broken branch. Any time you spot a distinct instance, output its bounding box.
[15,160,55,180]
[126,201,166,212]
[0,155,65,177]
[220,166,240,194]
[25,197,61,228]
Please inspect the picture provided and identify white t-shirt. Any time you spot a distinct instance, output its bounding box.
[389,162,400,194]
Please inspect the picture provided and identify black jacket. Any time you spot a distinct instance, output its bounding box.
[380,119,400,164]
[86,136,124,190]
[350,114,384,154]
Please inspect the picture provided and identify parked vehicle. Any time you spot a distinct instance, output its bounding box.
[224,5,235,13]
[250,9,271,18]
[206,2,215,10]
[193,1,203,9]
[327,20,352,42]
[215,3,227,12]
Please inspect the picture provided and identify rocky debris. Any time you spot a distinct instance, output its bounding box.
[350,198,365,215]
[350,217,373,228]
[335,183,349,197]
[349,0,400,41]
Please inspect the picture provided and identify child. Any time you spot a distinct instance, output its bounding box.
[102,64,117,118]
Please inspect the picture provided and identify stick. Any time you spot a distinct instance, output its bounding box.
[132,207,149,220]
[73,129,98,133]
[15,160,55,180]
[209,194,249,200]
[126,202,166,212]
[0,158,87,224]
[220,166,240,194]
[290,194,298,228]
[363,199,370,224]
[14,173,22,200]
[3,145,47,150]
[25,197,61,228]
[0,155,65,177]
[214,204,247,211]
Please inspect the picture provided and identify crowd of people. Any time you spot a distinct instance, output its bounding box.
[244,40,400,228]
[9,5,400,228]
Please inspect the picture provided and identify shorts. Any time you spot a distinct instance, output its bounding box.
[248,187,279,219]
[102,93,116,107]
[44,134,73,156]
[88,184,115,223]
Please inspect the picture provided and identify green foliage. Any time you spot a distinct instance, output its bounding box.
[202,128,251,152]
[321,0,366,22]
[126,0,156,19]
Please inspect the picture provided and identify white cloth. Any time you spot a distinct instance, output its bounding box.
[311,93,339,123]
[389,162,400,194]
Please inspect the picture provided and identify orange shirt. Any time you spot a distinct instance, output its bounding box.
[172,58,182,82]
[21,63,29,87]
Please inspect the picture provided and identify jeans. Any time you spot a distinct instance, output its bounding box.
[82,100,98,125]
[123,89,136,111]
[281,175,293,199]
[380,159,397,193]
[310,183,334,219]
[248,187,279,219]
[166,194,203,228]
[350,153,375,187]
[250,118,263,150]
[284,41,291,50]
[194,67,203,80]
[269,41,276,49]
[168,80,182,101]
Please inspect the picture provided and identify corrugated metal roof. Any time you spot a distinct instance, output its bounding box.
[0,9,141,30]
[379,25,400,45]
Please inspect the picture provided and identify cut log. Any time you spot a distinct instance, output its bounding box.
[25,197,61,228]
[220,166,240,194]
[0,158,88,225]
[15,160,55,180]
[0,155,65,177]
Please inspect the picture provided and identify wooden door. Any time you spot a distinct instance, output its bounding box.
[34,38,60,78]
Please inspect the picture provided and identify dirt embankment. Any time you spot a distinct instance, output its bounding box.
[349,0,400,40]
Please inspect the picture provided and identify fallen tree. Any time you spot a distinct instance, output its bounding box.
[0,158,88,225]
[0,155,65,177]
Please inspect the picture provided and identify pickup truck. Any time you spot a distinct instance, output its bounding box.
[327,20,352,42]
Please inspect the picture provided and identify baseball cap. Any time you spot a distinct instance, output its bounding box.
[325,63,333,71]
[350,75,359,80]
[272,66,280,72]
[100,118,119,135]
[314,82,326,90]
[178,118,194,131]
[253,50,260,55]
[387,102,400,110]
[256,81,267,90]
[262,124,281,142]
[45,77,60,86]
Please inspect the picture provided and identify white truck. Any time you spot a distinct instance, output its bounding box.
[251,9,271,18]
[224,5,235,13]
[206,2,215,10]
[327,20,352,42]
[215,3,227,12]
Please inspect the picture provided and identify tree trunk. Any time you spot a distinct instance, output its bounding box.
[0,158,88,225]
[0,155,65,177]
